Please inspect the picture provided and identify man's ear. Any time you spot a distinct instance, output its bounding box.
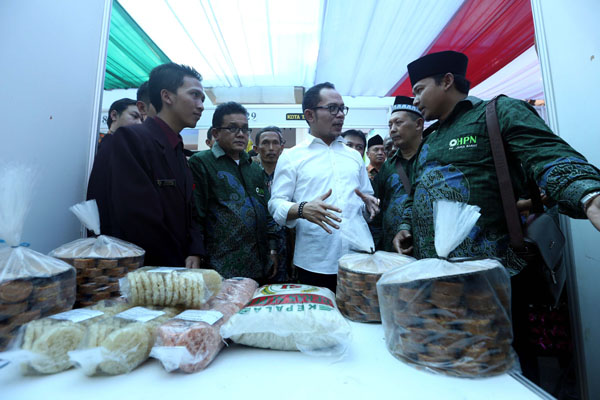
[136,100,147,114]
[415,117,424,131]
[160,88,174,107]
[442,72,455,91]
[210,127,219,141]
[109,109,118,123]
[304,109,315,124]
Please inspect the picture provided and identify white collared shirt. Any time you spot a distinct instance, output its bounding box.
[268,135,374,274]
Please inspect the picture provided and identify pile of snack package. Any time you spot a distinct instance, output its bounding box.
[0,165,76,353]
[1,214,354,378]
[1,180,518,379]
[376,200,518,377]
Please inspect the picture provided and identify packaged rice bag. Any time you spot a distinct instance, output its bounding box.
[0,300,131,374]
[68,306,179,375]
[151,278,258,373]
[120,267,222,308]
[0,164,76,350]
[377,200,517,377]
[220,284,351,356]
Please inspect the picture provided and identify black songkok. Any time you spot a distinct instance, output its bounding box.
[367,134,384,149]
[407,50,468,87]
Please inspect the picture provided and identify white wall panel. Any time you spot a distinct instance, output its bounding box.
[0,0,111,253]
[532,1,600,398]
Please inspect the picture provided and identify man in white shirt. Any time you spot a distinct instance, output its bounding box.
[269,82,379,292]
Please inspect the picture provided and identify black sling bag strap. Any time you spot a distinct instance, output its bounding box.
[486,95,525,249]
[486,95,566,305]
[395,160,412,194]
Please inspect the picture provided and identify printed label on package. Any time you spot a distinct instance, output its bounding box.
[115,306,165,322]
[49,309,104,323]
[147,267,187,273]
[175,310,224,325]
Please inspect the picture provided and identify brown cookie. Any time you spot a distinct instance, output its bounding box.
[0,279,33,303]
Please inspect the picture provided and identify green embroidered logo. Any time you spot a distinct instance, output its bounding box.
[256,187,265,197]
[449,135,477,149]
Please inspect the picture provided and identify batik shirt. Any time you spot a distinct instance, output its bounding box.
[400,96,600,274]
[189,143,278,279]
[370,150,415,251]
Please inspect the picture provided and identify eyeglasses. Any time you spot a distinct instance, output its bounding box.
[216,126,251,135]
[312,104,349,115]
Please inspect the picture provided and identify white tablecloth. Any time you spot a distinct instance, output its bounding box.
[0,321,548,400]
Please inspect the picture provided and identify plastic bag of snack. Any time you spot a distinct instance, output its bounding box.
[337,251,415,322]
[49,200,145,259]
[377,200,517,377]
[0,300,131,374]
[120,267,222,308]
[220,284,351,356]
[48,200,146,307]
[0,164,76,350]
[68,306,179,375]
[151,278,258,373]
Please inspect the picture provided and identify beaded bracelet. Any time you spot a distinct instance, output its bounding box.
[297,201,307,219]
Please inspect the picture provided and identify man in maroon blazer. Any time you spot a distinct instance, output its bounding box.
[87,63,206,267]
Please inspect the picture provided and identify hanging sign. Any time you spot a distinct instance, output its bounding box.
[286,113,305,120]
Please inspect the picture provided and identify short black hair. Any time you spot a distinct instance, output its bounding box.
[302,82,335,112]
[255,126,283,146]
[137,81,150,105]
[341,129,366,148]
[207,126,213,141]
[212,101,248,128]
[432,73,470,95]
[107,98,137,128]
[149,63,202,112]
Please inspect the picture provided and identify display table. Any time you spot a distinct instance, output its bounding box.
[1,321,551,399]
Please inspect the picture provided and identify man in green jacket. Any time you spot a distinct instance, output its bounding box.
[189,102,279,281]
[394,51,600,266]
[370,96,423,251]
[395,49,600,387]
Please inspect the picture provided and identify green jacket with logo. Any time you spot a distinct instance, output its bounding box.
[400,96,600,274]
[189,143,278,279]
[371,151,415,251]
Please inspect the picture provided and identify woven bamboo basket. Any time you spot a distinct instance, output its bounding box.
[336,265,383,322]
[57,255,144,307]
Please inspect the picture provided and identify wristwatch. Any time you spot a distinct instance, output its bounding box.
[581,191,600,212]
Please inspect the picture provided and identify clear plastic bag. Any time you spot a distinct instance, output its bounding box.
[336,251,416,322]
[67,306,180,376]
[0,300,131,374]
[0,164,76,350]
[120,267,222,308]
[49,200,145,259]
[220,284,351,356]
[151,278,258,373]
[48,200,146,307]
[377,201,517,377]
[340,203,375,254]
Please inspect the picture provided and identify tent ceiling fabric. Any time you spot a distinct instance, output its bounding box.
[116,0,541,99]
[105,0,172,90]
[389,0,535,96]
[314,0,464,96]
